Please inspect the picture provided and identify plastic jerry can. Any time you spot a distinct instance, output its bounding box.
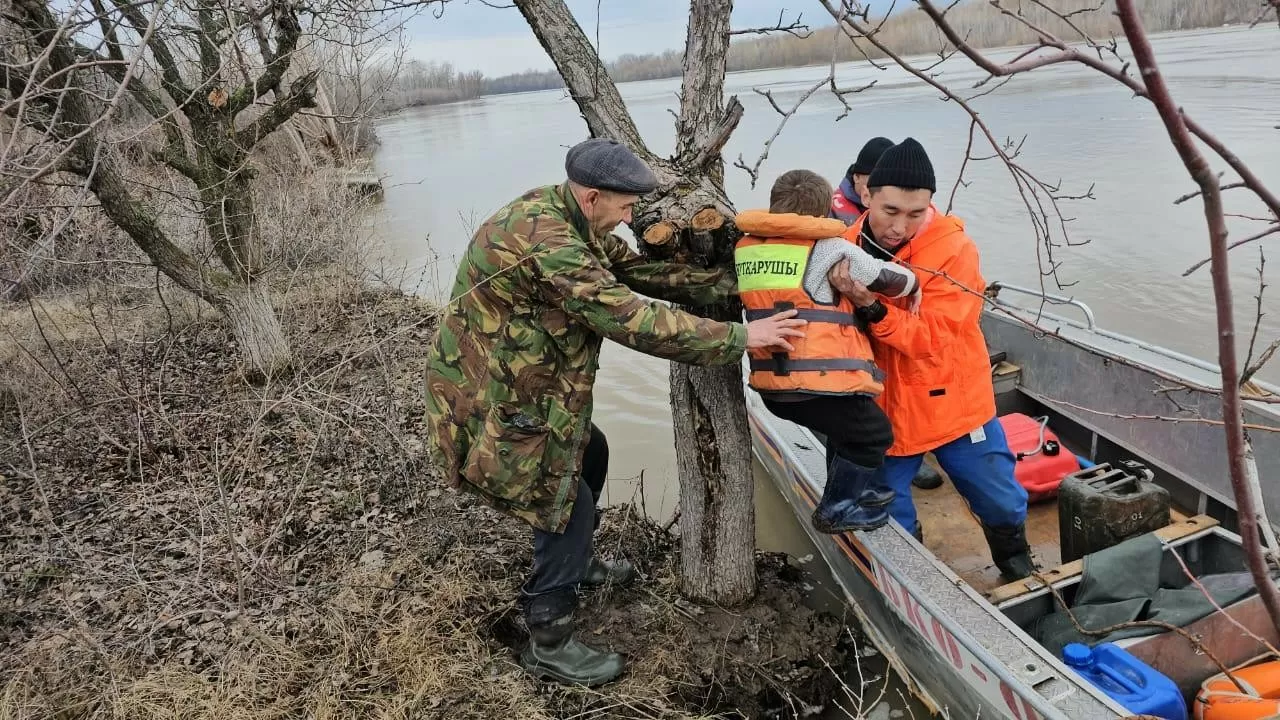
[1062,642,1187,720]
[1058,460,1171,563]
[997,413,1079,503]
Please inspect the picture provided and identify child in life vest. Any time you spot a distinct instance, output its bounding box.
[733,169,916,533]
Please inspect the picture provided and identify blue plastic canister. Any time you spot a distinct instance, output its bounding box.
[1062,642,1187,720]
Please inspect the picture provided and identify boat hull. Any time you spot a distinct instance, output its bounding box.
[748,301,1280,719]
[746,396,1124,720]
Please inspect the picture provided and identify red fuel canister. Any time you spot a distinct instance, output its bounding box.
[998,413,1079,503]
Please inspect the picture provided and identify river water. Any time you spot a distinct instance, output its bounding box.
[371,24,1279,717]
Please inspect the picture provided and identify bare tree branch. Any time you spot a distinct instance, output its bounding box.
[235,70,319,149]
[1243,340,1280,388]
[1252,0,1280,29]
[947,118,977,214]
[729,9,811,38]
[227,0,305,114]
[1109,0,1280,638]
[1184,223,1280,276]
[914,0,1280,225]
[1044,397,1280,434]
[1176,182,1249,204]
[104,0,196,105]
[688,96,743,173]
[1243,247,1269,381]
[733,79,825,188]
[87,0,126,66]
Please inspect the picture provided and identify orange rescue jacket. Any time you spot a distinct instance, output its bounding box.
[845,208,995,456]
[734,210,883,398]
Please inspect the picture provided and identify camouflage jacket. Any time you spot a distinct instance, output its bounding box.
[424,183,747,533]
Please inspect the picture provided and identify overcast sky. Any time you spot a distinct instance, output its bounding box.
[403,1,819,76]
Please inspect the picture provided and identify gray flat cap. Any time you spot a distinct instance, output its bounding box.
[565,138,658,195]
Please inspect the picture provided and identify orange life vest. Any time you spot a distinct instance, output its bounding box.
[734,210,883,397]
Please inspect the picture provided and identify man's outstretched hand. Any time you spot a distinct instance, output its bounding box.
[746,309,807,352]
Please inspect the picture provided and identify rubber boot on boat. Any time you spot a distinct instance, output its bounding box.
[813,455,890,533]
[825,451,894,508]
[581,556,637,588]
[982,523,1035,581]
[912,464,944,490]
[858,478,895,508]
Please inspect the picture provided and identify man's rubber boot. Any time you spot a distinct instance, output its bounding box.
[911,524,924,544]
[812,454,890,533]
[520,615,626,687]
[912,464,944,490]
[581,557,637,588]
[982,523,1035,581]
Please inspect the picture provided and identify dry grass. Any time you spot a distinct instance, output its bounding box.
[0,280,866,719]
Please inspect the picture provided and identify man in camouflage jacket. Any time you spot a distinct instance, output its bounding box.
[424,138,804,686]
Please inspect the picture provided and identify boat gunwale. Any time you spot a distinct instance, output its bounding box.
[985,300,1280,405]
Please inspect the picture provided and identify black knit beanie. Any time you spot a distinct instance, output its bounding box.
[849,136,894,178]
[867,137,936,193]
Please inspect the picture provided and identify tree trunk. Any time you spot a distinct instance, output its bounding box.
[665,0,757,604]
[215,282,293,378]
[512,0,653,162]
[675,0,733,185]
[673,363,756,601]
[512,0,757,604]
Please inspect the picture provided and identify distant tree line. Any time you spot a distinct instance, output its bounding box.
[376,60,489,111]
[384,0,1263,108]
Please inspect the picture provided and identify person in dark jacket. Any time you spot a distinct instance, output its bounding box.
[830,136,893,225]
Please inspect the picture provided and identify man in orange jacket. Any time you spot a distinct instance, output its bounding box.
[831,138,1033,581]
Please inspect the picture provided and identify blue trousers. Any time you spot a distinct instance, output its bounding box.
[875,416,1028,534]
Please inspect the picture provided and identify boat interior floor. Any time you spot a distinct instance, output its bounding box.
[915,461,1194,597]
[915,460,1063,594]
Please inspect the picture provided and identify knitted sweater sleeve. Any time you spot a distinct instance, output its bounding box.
[804,238,918,304]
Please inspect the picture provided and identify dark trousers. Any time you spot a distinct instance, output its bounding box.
[763,395,893,468]
[523,424,608,626]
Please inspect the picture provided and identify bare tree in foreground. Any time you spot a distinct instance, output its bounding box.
[813,0,1280,635]
[1,0,421,376]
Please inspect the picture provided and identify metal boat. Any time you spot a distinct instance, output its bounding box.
[746,283,1280,719]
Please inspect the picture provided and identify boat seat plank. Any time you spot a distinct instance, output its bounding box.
[984,514,1220,605]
